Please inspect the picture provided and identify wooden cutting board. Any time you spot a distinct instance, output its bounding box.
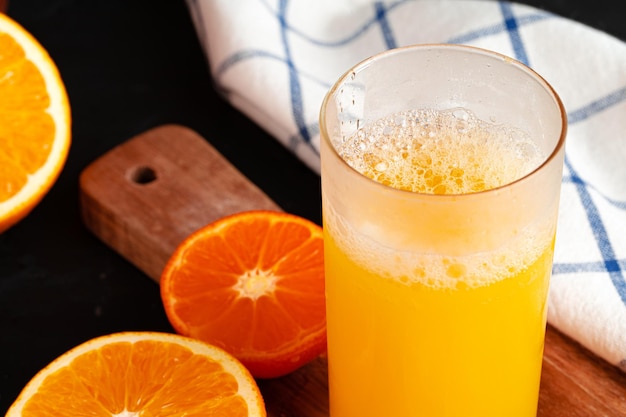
[79,124,626,416]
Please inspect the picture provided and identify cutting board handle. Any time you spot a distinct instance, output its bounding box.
[79,124,281,282]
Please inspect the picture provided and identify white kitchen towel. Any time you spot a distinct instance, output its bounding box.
[186,0,626,371]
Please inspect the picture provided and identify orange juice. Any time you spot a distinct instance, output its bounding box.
[322,108,560,417]
[324,231,553,417]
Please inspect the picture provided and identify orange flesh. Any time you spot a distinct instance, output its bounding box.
[0,32,55,201]
[21,340,250,417]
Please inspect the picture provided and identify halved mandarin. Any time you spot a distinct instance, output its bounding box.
[160,210,326,378]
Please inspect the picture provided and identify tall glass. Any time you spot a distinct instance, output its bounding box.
[320,44,566,417]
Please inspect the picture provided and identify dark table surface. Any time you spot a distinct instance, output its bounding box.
[1,0,623,413]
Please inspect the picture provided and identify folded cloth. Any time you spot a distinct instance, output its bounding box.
[186,0,626,371]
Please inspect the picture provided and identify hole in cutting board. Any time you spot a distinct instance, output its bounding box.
[129,166,157,184]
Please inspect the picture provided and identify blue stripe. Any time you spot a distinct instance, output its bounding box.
[554,259,626,274]
[448,13,551,44]
[258,0,408,48]
[564,155,626,305]
[499,1,529,65]
[563,169,626,210]
[214,49,330,89]
[559,88,626,211]
[278,0,311,144]
[215,49,280,77]
[374,2,397,49]
[561,171,626,211]
[568,86,626,124]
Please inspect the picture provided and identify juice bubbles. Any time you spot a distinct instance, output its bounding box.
[322,108,558,417]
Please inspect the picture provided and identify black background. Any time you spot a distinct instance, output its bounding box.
[0,0,622,413]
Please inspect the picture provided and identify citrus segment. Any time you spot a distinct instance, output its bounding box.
[6,332,266,417]
[0,13,71,233]
[161,210,326,379]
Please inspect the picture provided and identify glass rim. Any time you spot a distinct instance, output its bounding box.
[319,43,568,198]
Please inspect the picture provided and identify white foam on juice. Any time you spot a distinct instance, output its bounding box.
[325,208,552,290]
[337,108,544,194]
[326,108,553,289]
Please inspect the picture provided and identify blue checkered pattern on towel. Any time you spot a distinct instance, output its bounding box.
[186,0,626,371]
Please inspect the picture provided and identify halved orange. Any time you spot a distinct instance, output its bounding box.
[0,13,71,233]
[161,210,326,379]
[6,331,266,417]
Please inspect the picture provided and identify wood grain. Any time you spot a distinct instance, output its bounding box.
[539,328,626,416]
[80,124,626,416]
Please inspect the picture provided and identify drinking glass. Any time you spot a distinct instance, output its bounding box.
[320,44,566,417]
